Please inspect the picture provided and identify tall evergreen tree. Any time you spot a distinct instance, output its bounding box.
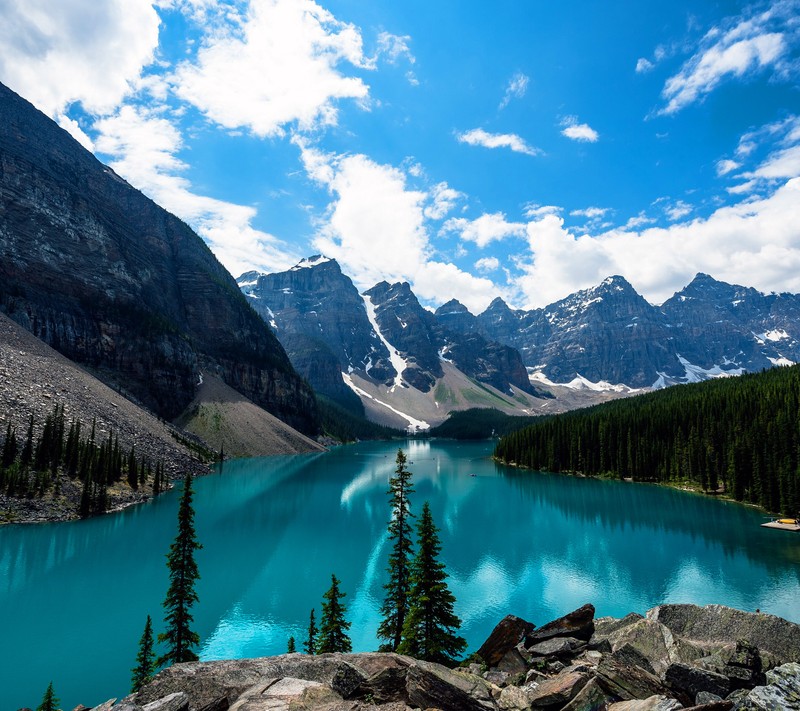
[317,574,352,653]
[398,502,466,666]
[131,615,156,692]
[377,448,415,651]
[287,636,296,653]
[157,473,202,667]
[36,682,59,711]
[303,608,317,654]
[20,414,34,467]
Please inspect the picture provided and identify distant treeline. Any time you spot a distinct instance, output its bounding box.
[428,408,545,440]
[1,404,167,516]
[494,366,800,516]
[317,397,403,442]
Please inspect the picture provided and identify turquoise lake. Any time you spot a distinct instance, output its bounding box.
[2,439,799,710]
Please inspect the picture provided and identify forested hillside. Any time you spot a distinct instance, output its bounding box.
[495,365,800,516]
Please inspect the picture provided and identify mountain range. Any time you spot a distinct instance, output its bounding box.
[239,259,800,430]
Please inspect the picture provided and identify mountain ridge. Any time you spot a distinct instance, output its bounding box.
[0,80,319,434]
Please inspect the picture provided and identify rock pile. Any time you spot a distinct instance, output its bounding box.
[65,604,800,711]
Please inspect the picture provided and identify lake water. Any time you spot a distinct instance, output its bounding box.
[2,439,799,710]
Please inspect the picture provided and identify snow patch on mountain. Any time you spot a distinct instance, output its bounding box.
[528,369,633,393]
[290,255,332,270]
[768,356,794,366]
[342,372,429,432]
[677,355,745,383]
[362,293,409,391]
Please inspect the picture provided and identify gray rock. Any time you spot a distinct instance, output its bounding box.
[525,604,596,646]
[594,613,646,639]
[330,661,367,698]
[405,661,496,711]
[664,662,730,701]
[496,646,530,675]
[696,691,724,704]
[528,637,581,659]
[142,693,189,711]
[477,615,536,669]
[608,697,683,710]
[89,701,117,711]
[733,662,800,710]
[526,670,589,708]
[560,677,615,711]
[610,643,657,675]
[682,702,733,710]
[648,605,800,664]
[723,640,766,691]
[482,670,510,687]
[596,656,676,702]
[195,697,230,711]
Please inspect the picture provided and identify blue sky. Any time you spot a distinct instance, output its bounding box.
[1,0,799,312]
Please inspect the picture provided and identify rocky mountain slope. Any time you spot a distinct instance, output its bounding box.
[90,603,800,710]
[0,81,317,434]
[240,257,549,430]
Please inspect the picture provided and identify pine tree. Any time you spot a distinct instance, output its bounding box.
[157,473,202,667]
[398,502,466,666]
[377,448,415,651]
[131,615,156,692]
[20,414,34,467]
[304,608,317,654]
[317,574,351,653]
[36,681,59,711]
[287,636,296,653]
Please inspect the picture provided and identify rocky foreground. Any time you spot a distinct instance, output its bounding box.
[61,603,800,711]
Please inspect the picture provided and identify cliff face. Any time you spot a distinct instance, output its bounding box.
[0,82,317,433]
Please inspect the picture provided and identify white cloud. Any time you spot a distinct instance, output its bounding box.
[424,182,464,220]
[475,256,500,273]
[663,200,693,221]
[523,203,563,218]
[752,145,800,179]
[623,212,656,229]
[570,206,609,219]
[0,0,160,116]
[376,31,415,64]
[499,71,529,109]
[173,0,372,137]
[456,128,541,156]
[515,178,800,308]
[636,57,655,73]
[716,158,741,175]
[560,116,599,142]
[442,213,527,248]
[57,114,95,151]
[94,105,299,277]
[295,141,501,312]
[659,3,796,115]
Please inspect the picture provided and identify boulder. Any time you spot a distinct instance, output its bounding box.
[647,605,800,664]
[561,678,616,711]
[682,703,733,711]
[722,640,766,691]
[405,661,496,711]
[525,604,596,646]
[482,670,510,687]
[496,646,531,675]
[525,671,589,708]
[664,662,730,700]
[594,613,645,639]
[227,678,337,711]
[528,637,582,659]
[90,702,117,711]
[695,691,724,704]
[478,615,536,668]
[195,697,231,711]
[610,643,657,676]
[596,657,676,702]
[734,662,800,710]
[498,684,538,711]
[608,696,683,710]
[608,617,702,676]
[143,693,190,711]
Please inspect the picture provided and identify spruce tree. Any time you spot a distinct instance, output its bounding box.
[303,608,317,654]
[157,472,202,667]
[317,574,351,653]
[377,448,414,651]
[398,502,466,666]
[36,681,59,711]
[287,636,296,653]
[131,615,156,692]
